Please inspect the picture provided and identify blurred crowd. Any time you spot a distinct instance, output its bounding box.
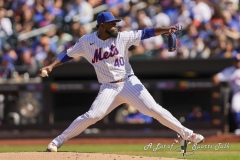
[0,0,240,79]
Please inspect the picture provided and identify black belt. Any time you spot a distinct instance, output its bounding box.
[110,74,134,83]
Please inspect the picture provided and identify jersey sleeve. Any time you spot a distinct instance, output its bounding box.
[120,30,142,47]
[217,66,235,82]
[66,36,86,58]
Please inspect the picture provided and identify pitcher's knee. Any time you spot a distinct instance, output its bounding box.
[89,114,104,122]
[85,110,105,122]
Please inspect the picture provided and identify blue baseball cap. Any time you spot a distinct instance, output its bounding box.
[97,11,121,25]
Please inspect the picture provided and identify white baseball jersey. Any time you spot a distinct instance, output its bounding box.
[66,31,141,84]
[230,69,240,94]
[50,30,195,147]
[215,66,240,94]
[230,69,240,112]
[216,66,237,83]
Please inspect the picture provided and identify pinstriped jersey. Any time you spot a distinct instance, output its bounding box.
[216,66,240,94]
[66,30,142,84]
[230,69,240,94]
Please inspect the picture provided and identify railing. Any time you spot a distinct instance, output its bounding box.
[17,24,57,41]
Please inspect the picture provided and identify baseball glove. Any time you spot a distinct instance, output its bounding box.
[167,24,182,52]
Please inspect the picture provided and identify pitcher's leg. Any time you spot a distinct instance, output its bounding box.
[122,77,193,140]
[232,93,240,129]
[51,86,122,148]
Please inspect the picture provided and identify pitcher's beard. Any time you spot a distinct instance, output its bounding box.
[106,30,118,38]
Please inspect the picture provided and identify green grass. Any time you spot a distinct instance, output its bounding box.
[0,143,240,160]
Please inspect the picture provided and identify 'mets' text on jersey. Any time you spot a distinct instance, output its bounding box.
[92,44,119,63]
[65,30,142,84]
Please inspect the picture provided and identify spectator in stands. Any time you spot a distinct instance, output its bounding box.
[18,7,35,33]
[0,7,14,51]
[155,45,171,60]
[221,10,240,41]
[32,35,55,67]
[216,40,238,58]
[198,23,216,52]
[136,9,152,30]
[105,0,129,18]
[187,106,211,122]
[64,0,93,25]
[54,29,73,55]
[46,0,63,18]
[121,0,139,30]
[88,0,103,8]
[38,9,55,28]
[174,45,188,59]
[177,4,192,29]
[0,49,17,79]
[0,0,4,8]
[118,16,132,31]
[16,47,38,77]
[161,0,181,25]
[189,36,211,59]
[141,34,164,57]
[0,7,13,37]
[191,0,213,27]
[129,9,154,57]
[128,44,145,58]
[224,0,239,14]
[135,9,164,57]
[178,24,199,58]
[45,0,64,27]
[223,9,239,31]
[152,4,171,28]
[32,0,45,25]
[70,22,87,42]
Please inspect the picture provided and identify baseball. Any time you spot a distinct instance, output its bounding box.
[40,70,48,77]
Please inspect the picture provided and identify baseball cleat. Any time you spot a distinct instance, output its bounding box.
[188,133,204,144]
[180,138,187,156]
[46,142,58,152]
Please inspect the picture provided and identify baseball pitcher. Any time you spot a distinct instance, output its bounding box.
[39,11,204,152]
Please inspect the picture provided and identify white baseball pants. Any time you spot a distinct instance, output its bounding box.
[232,92,240,113]
[53,75,193,147]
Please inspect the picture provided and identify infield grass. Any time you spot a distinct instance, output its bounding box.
[0,143,239,160]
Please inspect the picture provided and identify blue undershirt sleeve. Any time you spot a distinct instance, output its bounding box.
[141,28,156,40]
[57,51,74,63]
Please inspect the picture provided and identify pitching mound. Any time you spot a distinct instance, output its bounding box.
[0,152,183,160]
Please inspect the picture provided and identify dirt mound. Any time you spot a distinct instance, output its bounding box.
[0,152,182,160]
